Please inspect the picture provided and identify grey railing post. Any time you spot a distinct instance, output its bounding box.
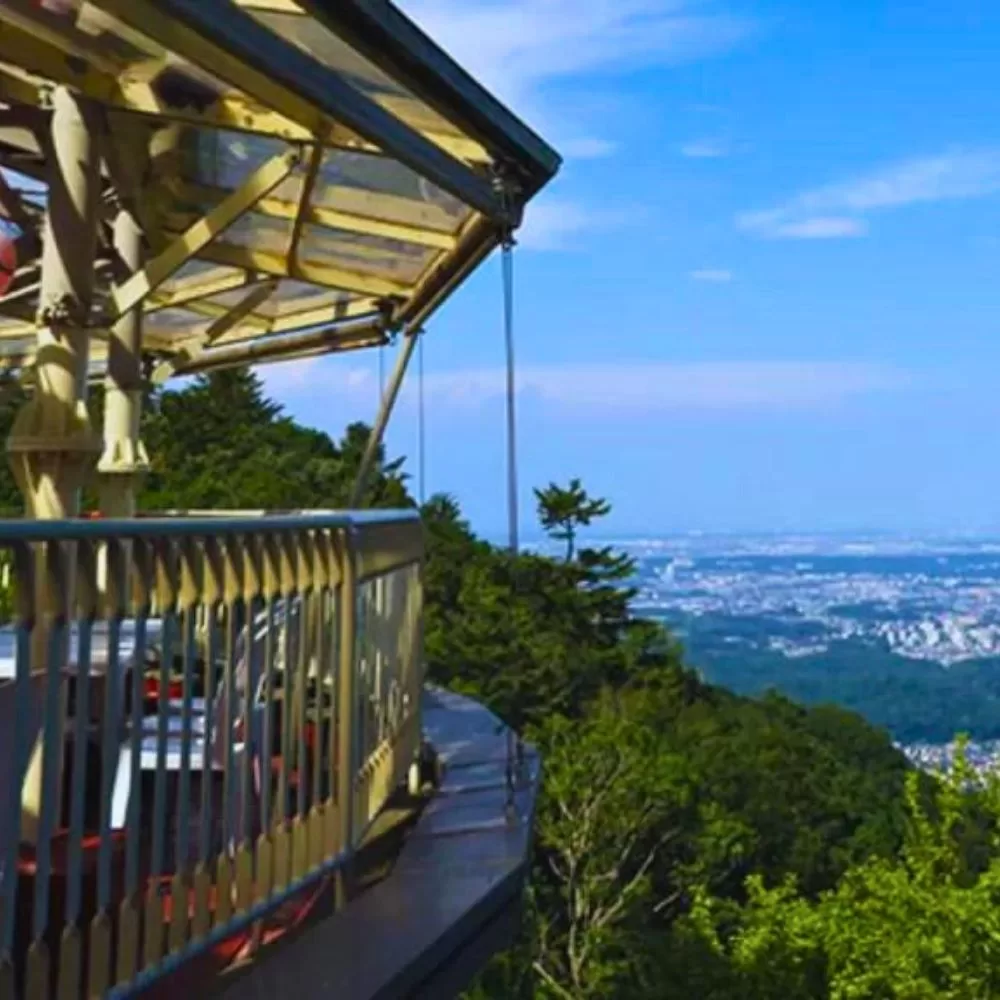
[335,525,358,908]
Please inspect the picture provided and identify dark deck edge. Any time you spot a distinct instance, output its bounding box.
[215,688,540,1000]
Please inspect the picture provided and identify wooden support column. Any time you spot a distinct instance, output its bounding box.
[6,87,104,845]
[97,198,150,517]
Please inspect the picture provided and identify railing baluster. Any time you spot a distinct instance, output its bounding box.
[234,535,256,917]
[324,573,341,862]
[27,540,70,1000]
[111,539,149,991]
[308,533,330,871]
[192,584,218,942]
[274,532,295,894]
[214,581,238,930]
[143,601,175,972]
[61,539,97,1000]
[336,528,357,903]
[254,555,276,909]
[0,543,35,997]
[169,598,196,955]
[292,532,312,881]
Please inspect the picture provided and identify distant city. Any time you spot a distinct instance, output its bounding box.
[545,534,1000,775]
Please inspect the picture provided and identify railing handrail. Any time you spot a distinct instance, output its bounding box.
[0,508,421,542]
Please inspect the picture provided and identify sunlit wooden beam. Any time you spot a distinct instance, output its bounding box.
[144,267,257,313]
[268,296,382,333]
[184,238,412,299]
[290,145,323,269]
[113,148,299,315]
[172,180,459,252]
[0,63,42,109]
[171,318,387,375]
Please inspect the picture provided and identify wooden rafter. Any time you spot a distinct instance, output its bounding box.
[182,238,412,299]
[113,148,299,315]
[170,181,457,251]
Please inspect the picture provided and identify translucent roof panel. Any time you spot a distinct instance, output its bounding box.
[314,149,471,234]
[178,131,289,193]
[0,0,560,379]
[242,5,484,164]
[299,225,437,284]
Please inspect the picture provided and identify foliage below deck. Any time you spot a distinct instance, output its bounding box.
[0,369,995,998]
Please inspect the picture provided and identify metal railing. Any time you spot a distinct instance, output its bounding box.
[0,510,424,999]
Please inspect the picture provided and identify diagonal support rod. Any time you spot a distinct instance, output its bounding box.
[112,148,299,316]
[349,330,419,507]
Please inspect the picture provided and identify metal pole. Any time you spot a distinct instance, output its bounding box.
[417,333,425,506]
[348,332,419,508]
[98,198,150,517]
[6,87,104,846]
[501,244,518,554]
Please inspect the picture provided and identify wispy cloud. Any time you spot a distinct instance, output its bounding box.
[401,1,754,246]
[519,196,634,251]
[263,359,907,414]
[690,268,733,282]
[738,147,1000,240]
[681,138,730,159]
[404,1,753,118]
[558,137,619,160]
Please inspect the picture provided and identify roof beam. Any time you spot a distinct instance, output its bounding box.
[173,181,456,251]
[171,316,386,375]
[396,211,495,332]
[145,268,257,313]
[268,296,381,333]
[113,147,298,315]
[0,64,42,109]
[151,279,278,382]
[290,144,322,269]
[184,238,412,299]
[88,0,500,216]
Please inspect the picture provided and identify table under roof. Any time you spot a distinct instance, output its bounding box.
[0,0,560,379]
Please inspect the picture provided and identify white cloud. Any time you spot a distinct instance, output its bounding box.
[738,148,1000,239]
[558,136,619,160]
[396,1,753,252]
[264,359,907,414]
[402,0,752,178]
[403,1,753,114]
[681,138,729,159]
[518,196,631,251]
[690,268,732,282]
[769,217,868,240]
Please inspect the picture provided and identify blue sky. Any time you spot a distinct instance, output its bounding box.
[265,0,1000,538]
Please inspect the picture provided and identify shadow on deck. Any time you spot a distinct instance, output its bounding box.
[214,688,540,1000]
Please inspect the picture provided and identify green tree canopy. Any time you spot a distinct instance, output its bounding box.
[534,478,611,561]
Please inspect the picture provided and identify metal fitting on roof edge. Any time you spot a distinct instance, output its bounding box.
[491,163,524,246]
[377,296,404,337]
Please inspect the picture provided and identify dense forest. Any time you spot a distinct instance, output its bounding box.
[678,629,1000,744]
[3,369,1000,997]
